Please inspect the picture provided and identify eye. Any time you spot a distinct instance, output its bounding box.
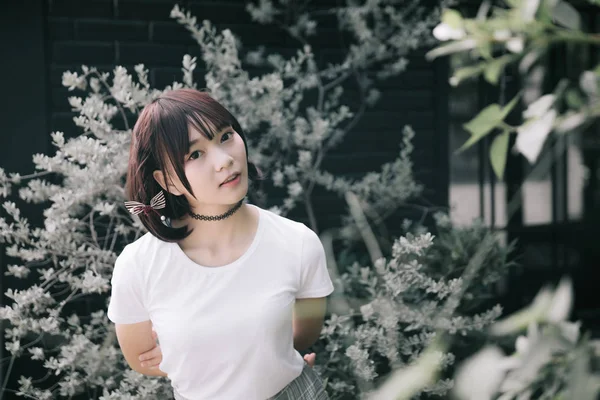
[188,150,203,160]
[221,131,234,143]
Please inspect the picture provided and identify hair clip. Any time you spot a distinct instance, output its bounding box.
[124,191,166,217]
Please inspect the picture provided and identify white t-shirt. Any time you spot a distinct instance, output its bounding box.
[107,205,334,400]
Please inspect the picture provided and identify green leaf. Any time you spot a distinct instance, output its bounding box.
[450,63,487,86]
[425,39,477,60]
[442,9,463,29]
[458,93,521,152]
[490,131,510,179]
[553,0,581,30]
[483,55,517,85]
[566,89,584,109]
[478,42,493,60]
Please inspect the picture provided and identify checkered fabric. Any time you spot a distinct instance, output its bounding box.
[173,364,329,400]
[268,364,329,400]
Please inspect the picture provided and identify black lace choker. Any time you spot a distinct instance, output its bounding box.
[189,200,244,221]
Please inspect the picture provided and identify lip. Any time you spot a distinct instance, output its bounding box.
[220,173,241,187]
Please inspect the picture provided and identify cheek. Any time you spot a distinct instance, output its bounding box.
[184,162,209,190]
[234,135,247,158]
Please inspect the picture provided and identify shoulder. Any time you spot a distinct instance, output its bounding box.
[115,232,169,269]
[254,205,322,255]
[256,206,315,241]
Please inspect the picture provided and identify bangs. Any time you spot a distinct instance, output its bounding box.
[150,91,238,199]
[186,112,232,145]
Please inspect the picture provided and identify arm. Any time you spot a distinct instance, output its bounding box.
[292,297,327,352]
[115,320,167,377]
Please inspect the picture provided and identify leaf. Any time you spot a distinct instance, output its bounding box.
[556,111,587,133]
[523,94,555,119]
[452,346,507,400]
[565,89,584,109]
[553,0,581,30]
[450,63,487,86]
[490,131,510,179]
[425,39,477,60]
[579,71,597,97]
[519,50,543,74]
[368,338,446,400]
[484,55,517,85]
[546,277,573,323]
[458,94,521,152]
[515,109,557,163]
[441,9,463,29]
[490,286,554,336]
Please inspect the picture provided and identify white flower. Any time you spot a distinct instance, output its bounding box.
[521,0,540,22]
[546,277,572,323]
[523,94,555,119]
[515,109,556,163]
[506,37,524,53]
[272,170,284,187]
[453,346,506,400]
[580,70,597,97]
[5,265,30,279]
[432,22,465,41]
[556,111,586,133]
[493,29,512,41]
[29,347,45,360]
[287,182,303,197]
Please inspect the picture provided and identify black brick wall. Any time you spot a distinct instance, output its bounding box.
[44,0,448,229]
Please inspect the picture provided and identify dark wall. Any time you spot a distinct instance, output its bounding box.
[43,0,449,230]
[1,0,51,388]
[1,0,449,393]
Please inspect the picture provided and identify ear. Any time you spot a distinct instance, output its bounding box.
[152,170,184,196]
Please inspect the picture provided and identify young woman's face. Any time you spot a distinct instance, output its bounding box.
[174,125,249,209]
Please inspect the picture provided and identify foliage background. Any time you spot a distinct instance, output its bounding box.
[1,0,599,399]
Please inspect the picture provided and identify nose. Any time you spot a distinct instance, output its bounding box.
[213,148,234,171]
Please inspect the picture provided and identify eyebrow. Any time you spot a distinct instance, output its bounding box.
[187,126,231,150]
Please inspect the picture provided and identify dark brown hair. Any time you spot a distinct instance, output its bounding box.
[126,89,260,242]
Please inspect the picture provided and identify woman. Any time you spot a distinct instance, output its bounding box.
[107,89,333,400]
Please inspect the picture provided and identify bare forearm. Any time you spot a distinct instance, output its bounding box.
[134,365,168,377]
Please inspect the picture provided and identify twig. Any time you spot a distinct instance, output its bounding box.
[0,355,16,400]
[92,71,130,131]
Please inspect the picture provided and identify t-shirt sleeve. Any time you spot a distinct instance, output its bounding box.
[107,246,150,324]
[296,226,335,299]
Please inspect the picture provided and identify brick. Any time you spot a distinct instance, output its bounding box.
[119,42,187,66]
[151,21,195,44]
[50,111,79,136]
[52,41,115,65]
[377,90,433,111]
[322,151,398,174]
[116,0,178,21]
[150,66,208,88]
[151,66,181,88]
[351,110,435,133]
[51,88,74,112]
[76,19,149,42]
[47,18,75,41]
[385,70,436,90]
[187,2,252,25]
[223,24,288,47]
[47,0,113,18]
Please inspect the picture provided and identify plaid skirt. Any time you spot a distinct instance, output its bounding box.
[173,363,329,400]
[268,363,329,400]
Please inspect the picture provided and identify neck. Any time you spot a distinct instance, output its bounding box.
[178,203,255,251]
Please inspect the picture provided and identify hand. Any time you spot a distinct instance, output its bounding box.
[139,329,162,369]
[303,352,316,367]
